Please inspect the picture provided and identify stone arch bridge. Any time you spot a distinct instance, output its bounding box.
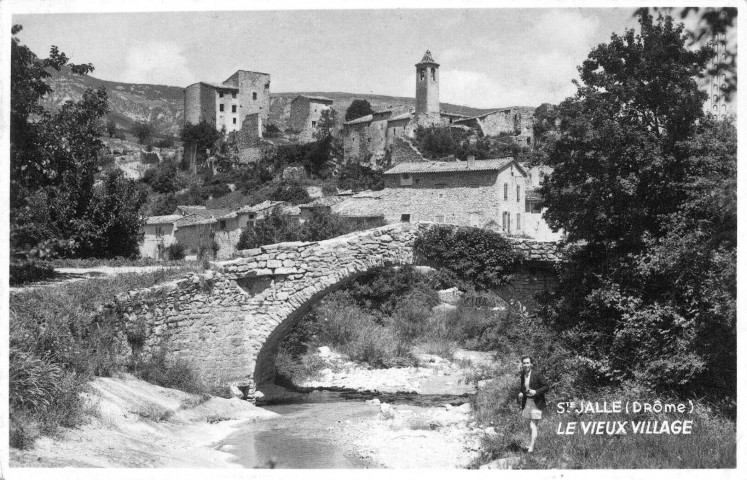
[113,222,560,396]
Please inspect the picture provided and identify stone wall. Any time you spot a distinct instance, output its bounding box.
[235,113,262,149]
[391,137,426,164]
[113,222,561,396]
[184,83,216,126]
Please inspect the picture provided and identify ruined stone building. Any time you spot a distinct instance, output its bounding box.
[342,50,536,165]
[184,70,271,134]
[451,107,535,147]
[289,95,334,143]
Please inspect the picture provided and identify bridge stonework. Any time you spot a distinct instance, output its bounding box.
[112,222,560,396]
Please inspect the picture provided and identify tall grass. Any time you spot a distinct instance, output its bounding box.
[9,266,201,449]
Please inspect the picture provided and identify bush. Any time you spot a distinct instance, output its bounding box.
[414,225,522,291]
[154,137,175,149]
[270,181,311,205]
[165,243,186,260]
[128,349,207,395]
[9,260,55,285]
[238,207,299,249]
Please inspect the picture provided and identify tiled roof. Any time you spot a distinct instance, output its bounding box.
[293,95,333,104]
[174,205,207,215]
[344,114,373,126]
[388,112,413,122]
[174,214,217,228]
[278,205,301,216]
[417,50,438,65]
[145,215,182,225]
[332,197,386,217]
[440,111,470,118]
[236,200,286,214]
[202,82,239,91]
[384,158,520,175]
[298,196,345,208]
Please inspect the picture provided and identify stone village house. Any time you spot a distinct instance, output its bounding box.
[289,95,334,143]
[333,155,529,233]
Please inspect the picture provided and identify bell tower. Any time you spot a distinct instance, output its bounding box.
[415,50,440,116]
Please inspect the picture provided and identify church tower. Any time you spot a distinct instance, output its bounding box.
[415,50,440,116]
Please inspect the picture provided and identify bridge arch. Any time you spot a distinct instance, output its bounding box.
[113,222,560,397]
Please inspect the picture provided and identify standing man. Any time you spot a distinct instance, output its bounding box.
[517,356,549,453]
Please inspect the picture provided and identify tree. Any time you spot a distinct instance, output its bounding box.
[105,117,117,138]
[11,25,123,261]
[635,7,737,100]
[237,207,300,249]
[132,121,155,145]
[538,14,735,403]
[345,99,374,121]
[270,181,311,205]
[181,120,222,165]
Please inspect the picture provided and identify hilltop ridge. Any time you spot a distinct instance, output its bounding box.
[42,69,535,137]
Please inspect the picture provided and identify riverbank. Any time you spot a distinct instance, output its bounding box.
[9,373,278,468]
[262,348,499,468]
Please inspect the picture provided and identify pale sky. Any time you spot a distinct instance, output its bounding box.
[13,5,646,108]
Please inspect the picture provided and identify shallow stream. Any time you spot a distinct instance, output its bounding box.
[219,390,471,469]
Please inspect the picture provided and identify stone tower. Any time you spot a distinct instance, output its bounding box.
[415,50,440,116]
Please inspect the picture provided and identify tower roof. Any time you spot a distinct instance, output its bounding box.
[416,50,439,67]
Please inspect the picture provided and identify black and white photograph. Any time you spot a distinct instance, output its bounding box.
[2,0,741,475]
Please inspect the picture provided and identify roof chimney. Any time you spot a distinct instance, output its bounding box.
[467,155,475,168]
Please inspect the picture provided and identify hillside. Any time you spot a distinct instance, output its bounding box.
[43,70,535,138]
[41,67,185,136]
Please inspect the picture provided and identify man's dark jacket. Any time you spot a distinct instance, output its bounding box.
[518,370,549,411]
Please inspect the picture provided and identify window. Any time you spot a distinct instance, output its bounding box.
[252,92,257,100]
[219,92,224,98]
[414,178,420,185]
[527,138,531,145]
[265,83,270,89]
[219,220,226,230]
[401,214,411,223]
[232,93,236,99]
[156,226,164,237]
[400,173,413,186]
[504,183,508,200]
[219,104,224,112]
[502,212,510,233]
[419,69,425,81]
[517,185,521,202]
[431,67,436,81]
[312,121,317,128]
[232,105,237,113]
[233,118,236,124]
[435,215,444,223]
[516,213,521,232]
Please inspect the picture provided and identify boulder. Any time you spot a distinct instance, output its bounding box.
[437,287,463,305]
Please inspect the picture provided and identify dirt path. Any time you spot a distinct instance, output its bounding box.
[9,266,181,293]
[9,374,277,468]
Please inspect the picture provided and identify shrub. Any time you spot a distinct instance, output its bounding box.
[154,137,175,149]
[414,225,522,291]
[165,243,186,261]
[270,181,311,205]
[9,348,63,412]
[9,260,55,285]
[128,349,206,394]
